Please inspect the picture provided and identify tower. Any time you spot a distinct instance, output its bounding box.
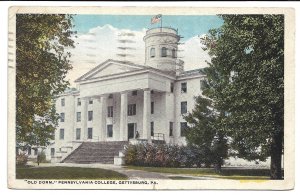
[143,27,184,73]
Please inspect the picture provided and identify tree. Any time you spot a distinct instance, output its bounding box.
[16,14,76,148]
[184,96,228,172]
[200,15,284,179]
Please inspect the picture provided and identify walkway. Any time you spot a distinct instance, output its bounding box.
[28,162,169,180]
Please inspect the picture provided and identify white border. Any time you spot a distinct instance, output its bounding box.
[1,1,299,194]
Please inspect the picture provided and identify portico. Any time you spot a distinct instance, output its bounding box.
[74,60,175,143]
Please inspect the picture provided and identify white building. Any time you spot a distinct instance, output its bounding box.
[46,27,207,163]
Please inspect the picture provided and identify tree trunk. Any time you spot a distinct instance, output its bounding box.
[214,159,222,173]
[270,130,283,179]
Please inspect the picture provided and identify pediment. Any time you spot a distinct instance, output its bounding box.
[75,59,146,82]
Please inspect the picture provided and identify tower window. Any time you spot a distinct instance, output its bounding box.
[150,48,155,58]
[161,47,167,57]
[172,49,176,58]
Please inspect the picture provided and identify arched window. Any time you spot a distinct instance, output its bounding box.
[172,49,176,58]
[161,47,167,57]
[150,48,155,58]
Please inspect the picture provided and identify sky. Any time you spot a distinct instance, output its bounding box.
[68,15,224,87]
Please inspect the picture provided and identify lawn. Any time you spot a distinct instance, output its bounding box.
[16,166,128,180]
[125,166,272,180]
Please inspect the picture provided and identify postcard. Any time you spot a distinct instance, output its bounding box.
[7,6,295,190]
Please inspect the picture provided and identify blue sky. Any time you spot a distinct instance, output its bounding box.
[73,15,224,41]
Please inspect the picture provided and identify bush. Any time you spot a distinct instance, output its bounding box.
[16,153,28,166]
[124,143,214,168]
[37,151,48,163]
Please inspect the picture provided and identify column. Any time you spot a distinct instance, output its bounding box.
[119,92,128,141]
[99,95,107,141]
[81,98,88,141]
[143,88,151,143]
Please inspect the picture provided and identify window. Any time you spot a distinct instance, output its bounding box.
[132,90,137,96]
[28,147,31,155]
[107,125,113,138]
[88,111,93,121]
[150,48,155,58]
[61,98,65,106]
[76,128,81,140]
[107,106,113,117]
[170,82,174,93]
[181,101,187,114]
[88,128,93,139]
[161,47,167,57]
[51,148,55,157]
[151,102,154,114]
[59,129,64,140]
[181,82,187,93]
[169,122,174,136]
[60,113,65,122]
[128,104,136,116]
[34,148,38,156]
[151,122,154,136]
[108,94,113,99]
[172,48,176,58]
[76,112,81,122]
[89,99,93,104]
[77,98,81,106]
[180,122,188,137]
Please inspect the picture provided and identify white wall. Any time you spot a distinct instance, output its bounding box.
[174,76,203,145]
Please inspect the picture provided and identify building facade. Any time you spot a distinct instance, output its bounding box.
[47,27,206,162]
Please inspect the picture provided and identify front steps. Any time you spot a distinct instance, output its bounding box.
[62,141,128,164]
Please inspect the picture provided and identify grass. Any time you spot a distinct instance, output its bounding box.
[125,166,272,180]
[16,166,128,180]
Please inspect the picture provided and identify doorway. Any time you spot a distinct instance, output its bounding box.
[128,123,136,140]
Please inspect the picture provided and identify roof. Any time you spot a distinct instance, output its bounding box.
[178,68,204,77]
[75,59,177,83]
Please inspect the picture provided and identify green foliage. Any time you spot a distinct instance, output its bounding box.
[200,15,284,179]
[16,153,28,166]
[16,14,76,148]
[124,143,215,168]
[184,96,229,170]
[37,151,48,163]
[16,166,128,180]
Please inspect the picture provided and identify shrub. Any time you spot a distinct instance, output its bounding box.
[16,153,28,166]
[37,151,47,163]
[124,143,215,168]
[124,144,137,165]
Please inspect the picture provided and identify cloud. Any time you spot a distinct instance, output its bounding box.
[180,36,210,71]
[67,25,210,86]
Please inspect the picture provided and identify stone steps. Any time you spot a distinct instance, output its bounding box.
[62,141,128,164]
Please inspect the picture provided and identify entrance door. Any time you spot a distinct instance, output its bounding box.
[128,123,136,140]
